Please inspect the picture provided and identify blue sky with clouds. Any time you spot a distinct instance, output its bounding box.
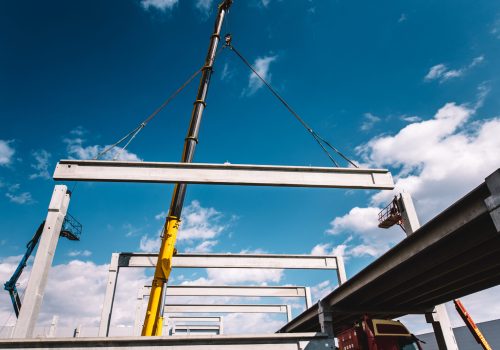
[1,0,500,336]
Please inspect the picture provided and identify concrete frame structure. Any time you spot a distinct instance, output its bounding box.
[397,193,458,350]
[168,316,223,336]
[134,285,311,336]
[171,325,221,336]
[53,160,394,190]
[101,252,345,337]
[12,186,71,338]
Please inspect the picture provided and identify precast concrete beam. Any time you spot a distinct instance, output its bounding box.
[53,160,394,190]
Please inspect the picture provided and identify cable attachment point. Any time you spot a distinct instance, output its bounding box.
[224,33,232,48]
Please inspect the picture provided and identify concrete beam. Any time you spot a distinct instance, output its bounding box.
[12,186,70,338]
[118,252,340,269]
[168,316,222,323]
[53,160,394,190]
[165,304,291,321]
[144,285,309,298]
[0,333,335,350]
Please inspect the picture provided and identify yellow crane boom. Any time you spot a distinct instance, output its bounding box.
[453,299,492,350]
[141,0,233,336]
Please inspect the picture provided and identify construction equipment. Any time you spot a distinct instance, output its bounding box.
[4,214,82,317]
[337,316,423,350]
[453,299,492,350]
[140,0,233,337]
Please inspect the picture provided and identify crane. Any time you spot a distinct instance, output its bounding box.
[140,0,233,337]
[4,214,81,317]
[453,299,492,350]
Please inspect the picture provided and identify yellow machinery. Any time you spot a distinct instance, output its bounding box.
[141,0,233,336]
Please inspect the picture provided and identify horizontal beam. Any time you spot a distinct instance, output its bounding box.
[53,160,394,190]
[119,253,339,269]
[143,285,307,298]
[168,316,222,323]
[165,304,289,314]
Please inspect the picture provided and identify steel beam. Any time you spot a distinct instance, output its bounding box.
[118,252,340,269]
[12,186,70,339]
[53,160,394,190]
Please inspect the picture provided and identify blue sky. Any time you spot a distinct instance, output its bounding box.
[1,0,500,336]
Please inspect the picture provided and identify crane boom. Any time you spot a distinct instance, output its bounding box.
[453,299,492,350]
[141,0,233,337]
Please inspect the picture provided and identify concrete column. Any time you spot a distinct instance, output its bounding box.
[335,255,347,285]
[318,299,334,337]
[73,325,81,338]
[305,287,312,309]
[219,316,224,335]
[286,305,292,323]
[12,185,70,338]
[48,315,58,338]
[397,193,458,350]
[134,286,145,336]
[98,253,120,337]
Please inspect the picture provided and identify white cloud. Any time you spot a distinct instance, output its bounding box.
[64,137,141,161]
[244,55,278,96]
[195,0,213,13]
[67,250,92,257]
[424,56,484,83]
[6,191,34,205]
[184,268,283,286]
[361,112,381,131]
[260,0,271,7]
[141,0,178,11]
[178,200,226,241]
[184,240,218,253]
[30,149,51,180]
[311,280,333,301]
[327,207,380,235]
[139,234,161,253]
[401,115,422,123]
[0,140,15,166]
[220,62,234,81]
[398,13,407,23]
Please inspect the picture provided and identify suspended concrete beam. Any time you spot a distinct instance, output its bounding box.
[168,316,223,323]
[53,160,394,190]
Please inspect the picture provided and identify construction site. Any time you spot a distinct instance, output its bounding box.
[1,1,500,349]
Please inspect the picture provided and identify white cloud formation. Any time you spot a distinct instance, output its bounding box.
[64,137,141,161]
[30,149,51,180]
[244,55,278,96]
[140,200,228,252]
[141,0,178,11]
[184,240,218,253]
[0,140,15,166]
[424,55,484,83]
[6,191,34,205]
[195,0,213,13]
[361,112,381,131]
[398,13,407,23]
[178,200,226,241]
[182,268,283,286]
[67,250,92,257]
[327,207,381,235]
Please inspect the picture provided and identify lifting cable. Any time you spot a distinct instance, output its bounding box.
[95,55,220,160]
[225,36,358,168]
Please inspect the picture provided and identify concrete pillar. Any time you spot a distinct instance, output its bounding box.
[305,287,312,309]
[397,193,458,350]
[98,253,120,337]
[134,286,145,336]
[219,316,224,335]
[48,315,58,338]
[336,255,347,285]
[12,185,70,338]
[318,299,334,337]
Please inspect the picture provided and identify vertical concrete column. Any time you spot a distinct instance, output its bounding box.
[336,255,347,285]
[12,185,70,339]
[219,316,224,335]
[318,299,334,337]
[134,286,145,336]
[305,287,313,309]
[98,253,120,337]
[286,305,292,323]
[398,193,458,350]
[48,315,58,338]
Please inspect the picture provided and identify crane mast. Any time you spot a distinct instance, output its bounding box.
[141,0,233,336]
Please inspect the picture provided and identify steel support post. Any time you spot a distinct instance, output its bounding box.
[398,193,458,350]
[98,253,120,337]
[12,185,70,338]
